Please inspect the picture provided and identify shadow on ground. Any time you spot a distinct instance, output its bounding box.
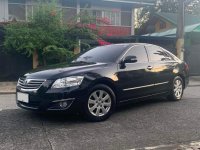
[28,97,173,123]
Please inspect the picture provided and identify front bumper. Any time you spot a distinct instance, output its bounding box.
[17,97,76,111]
[16,82,88,111]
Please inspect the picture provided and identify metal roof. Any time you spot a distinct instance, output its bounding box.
[155,12,200,26]
[102,0,155,5]
[144,23,200,37]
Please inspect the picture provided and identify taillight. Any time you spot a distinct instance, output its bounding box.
[184,62,189,71]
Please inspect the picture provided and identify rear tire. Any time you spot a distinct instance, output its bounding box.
[167,76,184,101]
[83,84,116,122]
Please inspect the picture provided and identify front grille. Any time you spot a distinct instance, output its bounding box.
[18,78,46,91]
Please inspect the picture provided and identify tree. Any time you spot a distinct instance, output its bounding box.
[4,0,104,69]
[186,0,200,15]
[135,0,179,29]
[4,1,69,68]
[135,0,200,31]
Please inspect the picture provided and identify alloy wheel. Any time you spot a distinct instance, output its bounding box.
[88,90,112,117]
[173,79,183,99]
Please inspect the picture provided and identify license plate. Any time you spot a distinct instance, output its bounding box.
[17,92,29,103]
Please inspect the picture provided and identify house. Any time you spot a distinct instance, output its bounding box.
[0,0,155,37]
[140,12,200,34]
[143,23,200,75]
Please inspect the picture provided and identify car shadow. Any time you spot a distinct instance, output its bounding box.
[116,97,170,113]
[29,111,85,123]
[25,97,176,124]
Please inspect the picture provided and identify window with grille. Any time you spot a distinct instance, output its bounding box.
[8,0,26,21]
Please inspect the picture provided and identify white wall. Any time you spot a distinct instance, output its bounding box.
[0,0,8,22]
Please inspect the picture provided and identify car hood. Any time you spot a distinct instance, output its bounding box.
[24,62,109,80]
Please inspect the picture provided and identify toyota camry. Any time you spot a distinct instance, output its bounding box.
[16,43,189,121]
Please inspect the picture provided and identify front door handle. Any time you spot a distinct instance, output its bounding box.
[147,66,153,70]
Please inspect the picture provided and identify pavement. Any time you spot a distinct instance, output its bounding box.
[0,82,17,94]
[0,76,199,94]
[189,76,200,86]
[0,77,200,149]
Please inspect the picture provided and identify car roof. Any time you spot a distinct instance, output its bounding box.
[110,43,150,47]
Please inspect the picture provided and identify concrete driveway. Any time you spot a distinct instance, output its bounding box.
[0,79,200,150]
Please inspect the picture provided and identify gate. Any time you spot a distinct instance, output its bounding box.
[187,44,200,75]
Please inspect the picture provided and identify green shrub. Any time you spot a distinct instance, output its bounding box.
[43,45,74,65]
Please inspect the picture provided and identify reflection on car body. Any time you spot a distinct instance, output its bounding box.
[16,43,189,121]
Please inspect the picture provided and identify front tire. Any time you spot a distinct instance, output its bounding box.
[168,76,184,101]
[83,84,116,122]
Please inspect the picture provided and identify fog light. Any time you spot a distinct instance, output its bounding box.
[59,101,68,108]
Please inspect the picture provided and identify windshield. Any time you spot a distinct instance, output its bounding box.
[73,44,130,63]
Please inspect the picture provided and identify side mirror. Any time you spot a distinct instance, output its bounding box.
[124,56,137,64]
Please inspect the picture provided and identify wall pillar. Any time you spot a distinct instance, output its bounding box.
[131,8,135,35]
[77,0,80,23]
[74,0,81,54]
[0,0,8,22]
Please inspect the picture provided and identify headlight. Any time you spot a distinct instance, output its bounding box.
[51,76,84,89]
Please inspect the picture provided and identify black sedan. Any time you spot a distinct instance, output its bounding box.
[16,43,189,121]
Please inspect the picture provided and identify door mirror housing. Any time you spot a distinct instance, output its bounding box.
[123,56,137,64]
[119,55,137,69]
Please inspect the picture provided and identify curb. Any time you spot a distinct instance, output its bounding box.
[0,92,16,95]
[188,84,200,87]
[0,82,17,95]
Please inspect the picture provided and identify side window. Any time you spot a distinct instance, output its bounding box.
[146,45,167,62]
[163,50,175,61]
[124,46,148,63]
[8,0,26,21]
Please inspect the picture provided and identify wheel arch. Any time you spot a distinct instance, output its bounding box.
[89,77,119,99]
[177,74,186,89]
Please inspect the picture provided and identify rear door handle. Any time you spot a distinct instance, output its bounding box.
[147,66,153,70]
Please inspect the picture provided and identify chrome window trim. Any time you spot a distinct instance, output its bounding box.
[117,44,149,64]
[117,45,135,63]
[123,81,169,91]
